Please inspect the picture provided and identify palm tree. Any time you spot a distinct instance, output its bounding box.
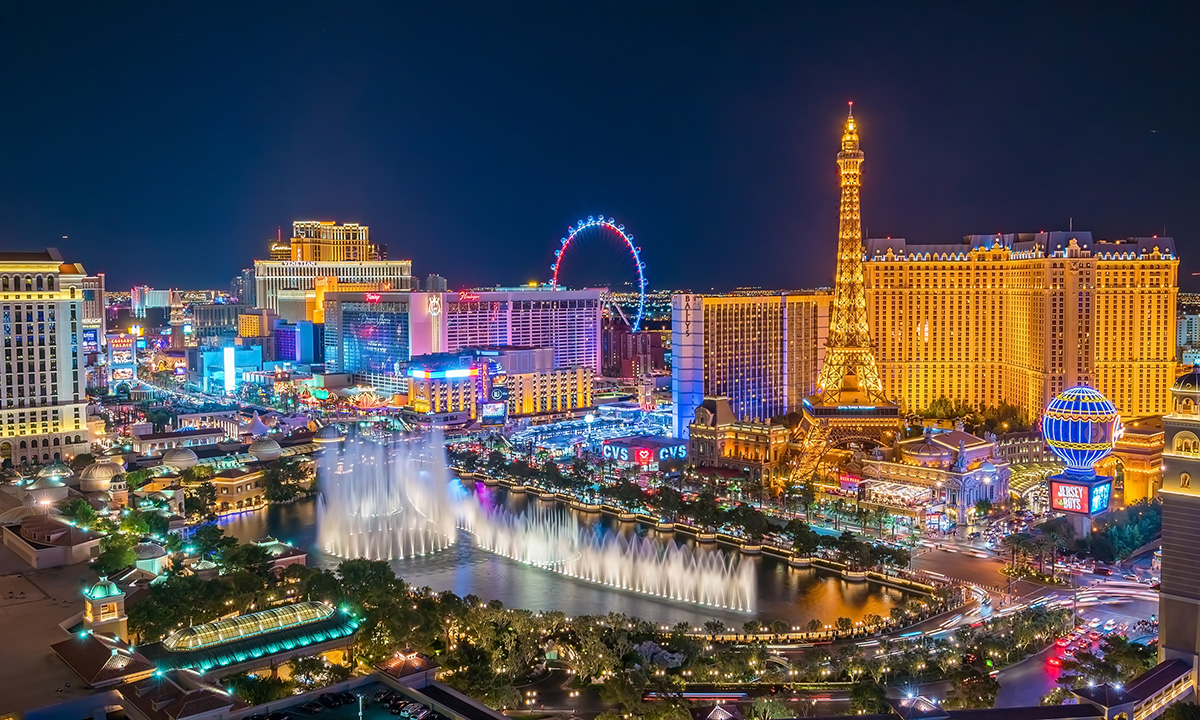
[1001,532,1035,574]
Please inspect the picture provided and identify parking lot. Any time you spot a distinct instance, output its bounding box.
[249,682,449,720]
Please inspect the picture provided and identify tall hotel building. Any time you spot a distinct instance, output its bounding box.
[671,292,830,438]
[322,289,602,392]
[863,232,1178,418]
[253,221,413,315]
[0,249,89,466]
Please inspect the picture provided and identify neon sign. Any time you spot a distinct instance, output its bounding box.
[365,293,382,303]
[1050,480,1111,515]
[601,442,687,465]
[458,291,481,302]
[1051,482,1086,512]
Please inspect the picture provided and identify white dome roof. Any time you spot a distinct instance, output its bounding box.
[133,541,167,560]
[37,460,73,479]
[80,460,125,492]
[314,424,344,441]
[248,438,282,462]
[161,447,199,469]
[25,475,67,491]
[81,460,124,480]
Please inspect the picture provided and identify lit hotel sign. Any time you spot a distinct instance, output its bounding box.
[1050,479,1112,516]
[365,292,382,303]
[407,367,478,379]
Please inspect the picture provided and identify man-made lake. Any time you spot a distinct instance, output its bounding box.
[219,486,910,628]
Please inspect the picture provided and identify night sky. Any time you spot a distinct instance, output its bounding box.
[2,3,1197,292]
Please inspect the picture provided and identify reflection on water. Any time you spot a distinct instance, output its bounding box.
[219,489,911,627]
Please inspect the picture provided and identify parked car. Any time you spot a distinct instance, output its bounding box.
[266,713,291,720]
[318,694,342,708]
[298,702,324,714]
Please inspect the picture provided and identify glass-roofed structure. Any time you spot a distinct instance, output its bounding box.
[140,601,359,673]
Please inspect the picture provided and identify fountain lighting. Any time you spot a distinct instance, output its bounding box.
[317,429,458,560]
[461,504,756,612]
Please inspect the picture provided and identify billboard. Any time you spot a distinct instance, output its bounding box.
[480,401,507,426]
[1050,479,1112,515]
[82,328,100,353]
[602,439,688,465]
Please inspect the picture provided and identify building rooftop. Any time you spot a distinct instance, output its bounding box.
[161,601,333,652]
[51,632,154,688]
[139,601,360,673]
[119,670,241,720]
[0,248,64,263]
[134,427,225,442]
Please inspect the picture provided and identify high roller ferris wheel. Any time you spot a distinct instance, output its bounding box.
[549,215,648,332]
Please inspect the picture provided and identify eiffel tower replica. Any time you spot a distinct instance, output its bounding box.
[791,105,901,480]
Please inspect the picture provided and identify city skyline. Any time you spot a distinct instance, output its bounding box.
[2,4,1198,291]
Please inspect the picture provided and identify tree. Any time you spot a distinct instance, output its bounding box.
[973,498,993,518]
[217,543,273,577]
[748,697,789,720]
[806,618,823,632]
[94,533,137,574]
[289,656,351,691]
[1164,702,1200,720]
[849,680,889,714]
[124,469,153,490]
[702,620,726,635]
[59,497,97,525]
[185,483,217,517]
[943,665,1000,709]
[190,524,236,558]
[69,453,95,472]
[179,466,215,484]
[835,617,853,633]
[486,450,508,475]
[221,673,293,704]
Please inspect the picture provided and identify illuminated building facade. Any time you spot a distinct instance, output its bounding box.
[671,292,829,438]
[0,249,89,466]
[602,316,665,379]
[406,354,480,421]
[322,290,603,388]
[253,259,413,315]
[860,421,1009,525]
[1160,364,1200,666]
[792,106,900,482]
[80,274,106,338]
[237,308,278,338]
[863,232,1178,418]
[287,221,382,262]
[688,397,792,487]
[504,366,593,418]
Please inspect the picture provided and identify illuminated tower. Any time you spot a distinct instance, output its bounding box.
[168,289,186,350]
[790,106,900,484]
[814,104,887,405]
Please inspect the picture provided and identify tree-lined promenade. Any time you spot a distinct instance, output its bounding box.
[113,517,1071,716]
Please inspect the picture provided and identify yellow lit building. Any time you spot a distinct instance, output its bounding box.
[211,467,264,512]
[505,367,593,417]
[0,249,90,466]
[863,233,1178,419]
[671,291,830,437]
[687,397,792,488]
[289,221,380,262]
[407,366,479,419]
[237,309,278,338]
